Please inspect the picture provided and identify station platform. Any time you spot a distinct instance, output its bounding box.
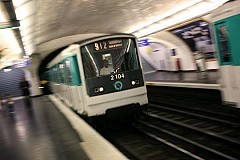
[144,70,220,89]
[0,96,127,160]
[0,70,221,160]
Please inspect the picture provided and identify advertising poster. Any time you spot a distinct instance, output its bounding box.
[169,19,216,61]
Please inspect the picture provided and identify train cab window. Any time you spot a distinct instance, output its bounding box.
[80,38,140,79]
[100,54,114,76]
[113,39,140,72]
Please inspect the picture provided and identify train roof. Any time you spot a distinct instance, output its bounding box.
[211,0,240,22]
[73,33,136,46]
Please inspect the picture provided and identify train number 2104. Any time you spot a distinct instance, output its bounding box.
[110,73,125,81]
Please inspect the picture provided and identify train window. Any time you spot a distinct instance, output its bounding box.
[55,67,59,83]
[59,63,65,83]
[51,68,55,82]
[81,47,100,78]
[65,60,72,85]
[80,38,140,79]
[53,66,58,83]
[72,56,82,85]
[215,22,231,63]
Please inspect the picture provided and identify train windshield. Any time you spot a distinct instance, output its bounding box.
[80,38,140,79]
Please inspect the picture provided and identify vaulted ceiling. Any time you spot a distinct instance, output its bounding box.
[0,0,230,69]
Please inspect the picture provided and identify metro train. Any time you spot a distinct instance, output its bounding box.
[47,34,148,121]
[211,0,240,106]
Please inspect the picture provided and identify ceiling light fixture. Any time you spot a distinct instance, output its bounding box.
[12,0,36,56]
[4,68,12,72]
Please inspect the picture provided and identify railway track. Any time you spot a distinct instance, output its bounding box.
[147,86,240,123]
[146,104,240,141]
[100,108,240,160]
[100,124,200,160]
[98,86,240,159]
[137,108,240,159]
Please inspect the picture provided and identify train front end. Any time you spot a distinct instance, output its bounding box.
[79,35,148,117]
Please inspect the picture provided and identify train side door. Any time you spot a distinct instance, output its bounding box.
[214,19,239,105]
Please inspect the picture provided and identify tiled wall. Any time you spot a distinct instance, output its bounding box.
[0,68,25,97]
[140,56,156,74]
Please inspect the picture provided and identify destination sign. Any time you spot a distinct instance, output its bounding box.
[94,39,123,51]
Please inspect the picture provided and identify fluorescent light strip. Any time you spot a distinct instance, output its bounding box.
[4,68,12,72]
[129,0,204,33]
[132,0,229,37]
[12,0,35,56]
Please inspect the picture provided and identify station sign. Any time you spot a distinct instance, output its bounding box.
[138,39,149,47]
[13,58,32,68]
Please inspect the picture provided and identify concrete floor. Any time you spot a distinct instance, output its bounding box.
[0,97,89,160]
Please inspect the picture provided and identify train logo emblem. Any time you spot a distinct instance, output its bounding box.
[114,81,123,90]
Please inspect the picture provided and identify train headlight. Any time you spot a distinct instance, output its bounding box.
[131,81,136,85]
[135,80,139,84]
[99,87,104,92]
[131,80,139,85]
[94,87,104,93]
